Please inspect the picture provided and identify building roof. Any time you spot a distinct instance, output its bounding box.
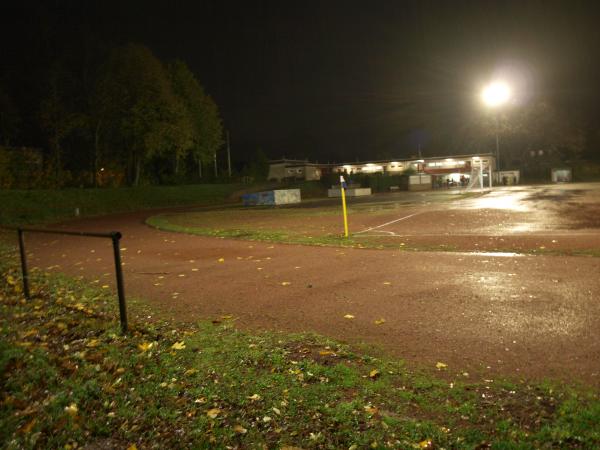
[269,153,496,168]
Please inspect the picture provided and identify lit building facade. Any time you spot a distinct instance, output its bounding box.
[268,154,496,187]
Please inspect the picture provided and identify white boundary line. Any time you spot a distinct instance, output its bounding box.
[354,211,423,234]
[354,231,600,238]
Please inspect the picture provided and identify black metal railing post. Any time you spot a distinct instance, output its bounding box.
[17,228,31,299]
[10,227,129,334]
[111,232,128,334]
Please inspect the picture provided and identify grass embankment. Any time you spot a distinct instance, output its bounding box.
[0,184,244,227]
[147,211,367,249]
[1,245,599,448]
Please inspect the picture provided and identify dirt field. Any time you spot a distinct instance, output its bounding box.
[21,183,600,386]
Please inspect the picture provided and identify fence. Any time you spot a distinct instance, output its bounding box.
[16,227,128,333]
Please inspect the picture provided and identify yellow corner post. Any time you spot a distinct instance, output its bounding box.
[340,175,349,237]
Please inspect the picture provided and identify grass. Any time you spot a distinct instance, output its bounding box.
[1,243,599,449]
[146,213,364,248]
[0,184,245,227]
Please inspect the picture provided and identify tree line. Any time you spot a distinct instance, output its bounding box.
[0,43,223,188]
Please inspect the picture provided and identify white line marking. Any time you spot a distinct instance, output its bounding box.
[354,231,600,238]
[355,211,423,234]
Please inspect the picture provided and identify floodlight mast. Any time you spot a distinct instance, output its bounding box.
[481,81,511,173]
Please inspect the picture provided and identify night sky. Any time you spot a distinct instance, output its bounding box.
[2,0,600,163]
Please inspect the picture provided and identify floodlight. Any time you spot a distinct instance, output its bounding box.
[481,82,511,107]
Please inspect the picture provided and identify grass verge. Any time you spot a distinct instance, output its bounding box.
[146,213,366,248]
[1,244,599,449]
[0,184,245,227]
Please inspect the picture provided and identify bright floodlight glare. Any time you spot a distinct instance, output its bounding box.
[481,82,511,107]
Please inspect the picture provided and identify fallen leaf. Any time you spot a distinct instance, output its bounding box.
[86,339,99,348]
[374,318,386,325]
[319,350,335,356]
[233,424,247,434]
[272,407,281,415]
[171,341,186,350]
[364,405,378,415]
[383,281,391,285]
[138,342,153,352]
[436,362,448,370]
[127,445,138,450]
[369,369,380,379]
[281,281,291,286]
[419,439,434,449]
[184,369,198,376]
[217,258,225,263]
[344,314,355,319]
[18,418,36,434]
[247,394,261,401]
[206,408,220,419]
[262,416,272,423]
[64,403,78,416]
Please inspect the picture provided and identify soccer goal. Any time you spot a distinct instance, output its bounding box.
[465,159,491,192]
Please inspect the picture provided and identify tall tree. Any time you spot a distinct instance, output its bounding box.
[168,60,223,178]
[39,63,84,184]
[95,43,186,185]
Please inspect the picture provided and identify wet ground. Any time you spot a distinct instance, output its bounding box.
[21,183,600,385]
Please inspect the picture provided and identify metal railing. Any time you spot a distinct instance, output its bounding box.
[16,227,128,333]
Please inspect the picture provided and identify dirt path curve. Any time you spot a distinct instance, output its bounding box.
[24,209,600,386]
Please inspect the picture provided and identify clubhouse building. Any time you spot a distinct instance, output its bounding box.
[268,153,499,187]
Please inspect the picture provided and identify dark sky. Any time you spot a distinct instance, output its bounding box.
[3,0,600,162]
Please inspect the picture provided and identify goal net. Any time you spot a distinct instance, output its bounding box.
[465,164,484,191]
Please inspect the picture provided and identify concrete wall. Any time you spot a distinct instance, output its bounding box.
[267,163,287,181]
[304,166,321,181]
[274,189,301,204]
[242,189,301,205]
[408,174,432,191]
[328,187,372,197]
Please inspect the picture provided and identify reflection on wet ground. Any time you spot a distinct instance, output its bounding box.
[349,183,600,253]
[459,251,523,257]
[465,190,531,212]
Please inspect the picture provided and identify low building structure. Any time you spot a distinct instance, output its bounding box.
[267,159,323,181]
[268,153,496,188]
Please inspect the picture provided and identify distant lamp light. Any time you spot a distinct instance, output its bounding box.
[481,81,511,107]
[100,167,105,172]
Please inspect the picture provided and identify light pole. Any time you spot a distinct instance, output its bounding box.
[481,81,511,172]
